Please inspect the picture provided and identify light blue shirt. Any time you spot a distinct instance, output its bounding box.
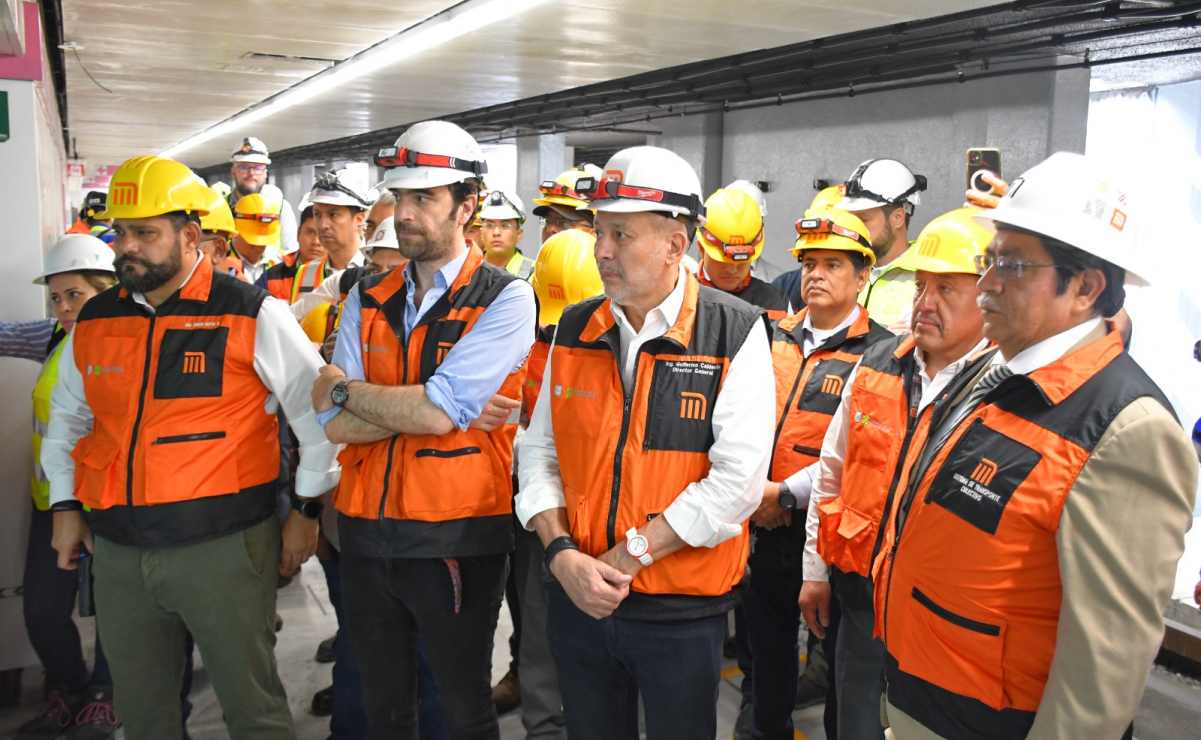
[320,250,536,430]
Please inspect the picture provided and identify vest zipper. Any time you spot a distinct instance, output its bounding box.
[377,332,409,520]
[607,390,634,550]
[126,314,157,506]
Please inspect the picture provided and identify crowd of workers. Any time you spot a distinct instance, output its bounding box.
[3,117,1199,740]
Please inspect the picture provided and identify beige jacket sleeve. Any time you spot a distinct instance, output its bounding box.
[1028,396,1199,739]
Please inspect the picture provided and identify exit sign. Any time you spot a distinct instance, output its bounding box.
[0,92,8,142]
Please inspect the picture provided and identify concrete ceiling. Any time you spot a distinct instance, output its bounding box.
[60,0,1000,168]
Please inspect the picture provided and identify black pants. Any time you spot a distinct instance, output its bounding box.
[503,517,523,675]
[744,563,805,740]
[341,553,507,740]
[547,583,726,740]
[23,506,94,693]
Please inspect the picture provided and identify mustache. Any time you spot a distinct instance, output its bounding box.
[977,295,1001,312]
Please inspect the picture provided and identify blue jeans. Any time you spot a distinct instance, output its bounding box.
[546,583,725,740]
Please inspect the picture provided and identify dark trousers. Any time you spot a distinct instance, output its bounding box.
[23,507,105,693]
[745,563,806,740]
[824,593,842,740]
[547,583,726,740]
[341,553,507,740]
[831,569,885,740]
[319,552,368,740]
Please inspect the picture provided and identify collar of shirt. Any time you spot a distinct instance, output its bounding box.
[914,336,991,412]
[994,316,1104,375]
[801,305,860,357]
[609,266,688,387]
[402,248,469,336]
[130,251,205,315]
[240,246,282,269]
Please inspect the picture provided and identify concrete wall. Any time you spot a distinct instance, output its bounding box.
[0,73,67,671]
[722,66,1090,278]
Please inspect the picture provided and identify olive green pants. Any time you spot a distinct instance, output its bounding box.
[93,517,294,740]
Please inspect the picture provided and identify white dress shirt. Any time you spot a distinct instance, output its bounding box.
[802,337,990,582]
[290,250,367,322]
[42,256,341,505]
[516,268,776,549]
[239,245,284,285]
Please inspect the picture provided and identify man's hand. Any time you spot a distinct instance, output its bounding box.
[470,394,521,432]
[311,364,347,413]
[280,510,320,577]
[964,171,1009,210]
[752,481,791,530]
[799,579,832,639]
[598,542,644,579]
[549,549,633,619]
[52,510,93,571]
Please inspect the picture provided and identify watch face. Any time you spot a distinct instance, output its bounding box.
[779,491,797,511]
[626,535,649,558]
[300,500,323,518]
[331,382,349,406]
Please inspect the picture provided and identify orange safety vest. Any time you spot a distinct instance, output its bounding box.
[769,307,890,482]
[815,335,992,578]
[69,257,280,547]
[871,327,1171,738]
[549,275,764,605]
[334,250,526,558]
[262,256,327,304]
[521,325,554,421]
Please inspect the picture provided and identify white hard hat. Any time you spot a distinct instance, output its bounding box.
[838,158,926,213]
[375,120,488,191]
[231,136,271,165]
[365,218,399,252]
[983,151,1147,285]
[478,190,525,223]
[726,179,767,217]
[35,234,115,285]
[309,169,372,210]
[578,146,705,222]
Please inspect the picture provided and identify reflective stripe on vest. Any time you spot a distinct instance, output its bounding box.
[521,325,554,421]
[290,259,328,304]
[858,257,917,330]
[334,249,524,524]
[872,327,1168,738]
[30,328,67,511]
[505,251,535,281]
[70,257,279,512]
[549,276,763,598]
[768,308,890,482]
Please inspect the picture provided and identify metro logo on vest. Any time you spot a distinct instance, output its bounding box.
[820,374,844,397]
[182,352,206,374]
[679,391,708,421]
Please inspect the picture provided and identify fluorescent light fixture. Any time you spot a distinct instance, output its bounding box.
[161,0,548,159]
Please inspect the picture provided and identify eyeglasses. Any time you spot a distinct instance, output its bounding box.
[540,212,589,229]
[974,253,1057,279]
[573,176,705,218]
[374,145,488,176]
[233,163,267,174]
[481,219,519,232]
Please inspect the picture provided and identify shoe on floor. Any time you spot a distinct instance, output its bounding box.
[490,668,521,715]
[16,689,79,739]
[315,634,337,664]
[722,635,738,659]
[65,688,121,739]
[310,685,333,717]
[274,613,284,632]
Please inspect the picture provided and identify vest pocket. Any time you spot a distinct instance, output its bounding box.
[71,435,121,509]
[905,585,1007,709]
[402,438,499,519]
[415,446,482,458]
[143,429,240,504]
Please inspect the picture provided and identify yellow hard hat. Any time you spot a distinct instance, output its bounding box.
[531,229,603,326]
[300,302,337,344]
[533,164,603,215]
[98,155,212,220]
[909,207,995,275]
[200,187,238,237]
[809,184,846,212]
[791,207,876,267]
[233,193,283,246]
[697,187,765,264]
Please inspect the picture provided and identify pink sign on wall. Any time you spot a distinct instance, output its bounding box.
[0,2,43,82]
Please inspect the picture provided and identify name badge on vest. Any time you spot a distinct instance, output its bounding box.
[926,418,1041,534]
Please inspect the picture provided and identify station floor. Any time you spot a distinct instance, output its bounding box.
[1,556,1198,740]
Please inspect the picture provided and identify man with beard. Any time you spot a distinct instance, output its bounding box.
[226,136,298,254]
[837,159,927,334]
[798,208,994,740]
[42,155,340,740]
[311,120,535,740]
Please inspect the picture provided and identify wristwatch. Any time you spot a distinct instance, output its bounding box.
[291,495,324,520]
[625,527,653,566]
[777,480,798,512]
[330,381,350,408]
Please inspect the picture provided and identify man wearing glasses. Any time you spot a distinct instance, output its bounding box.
[228,136,299,254]
[479,190,534,279]
[531,165,602,244]
[874,153,1197,739]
